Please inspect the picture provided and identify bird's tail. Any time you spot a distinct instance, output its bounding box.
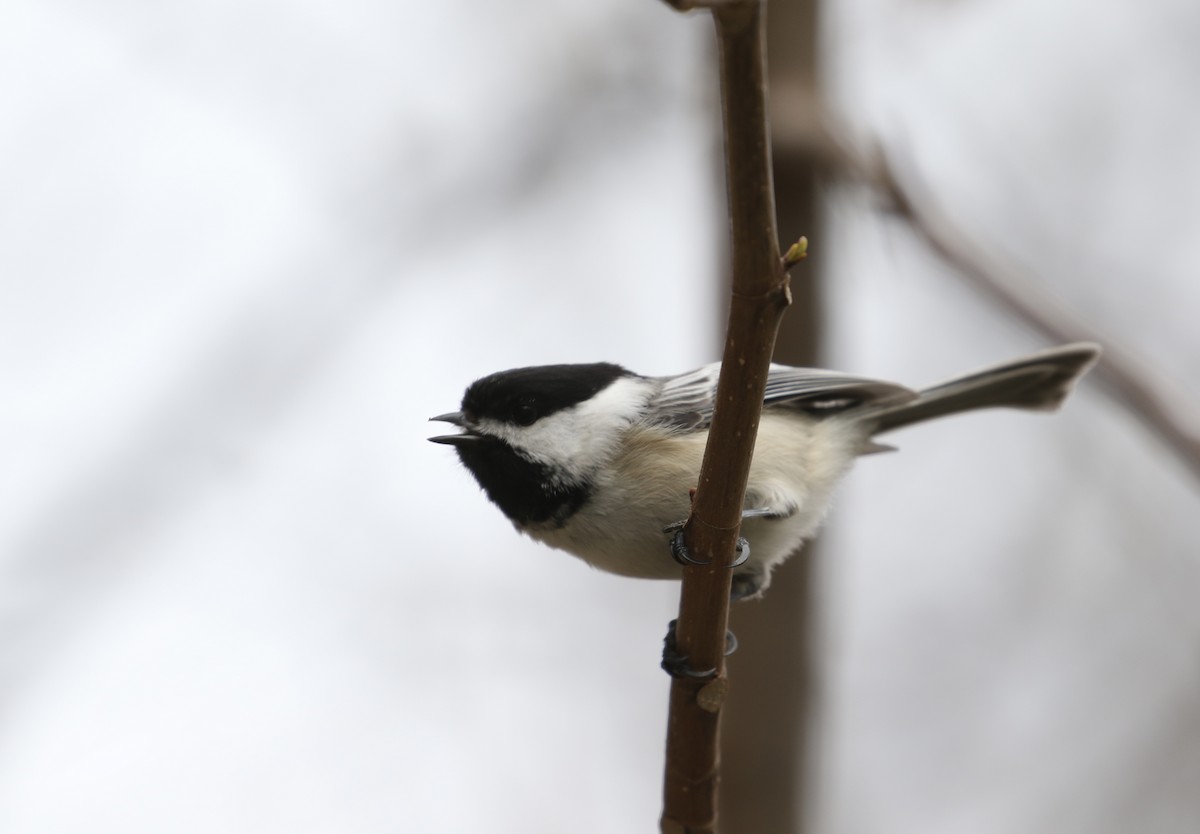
[860,343,1101,435]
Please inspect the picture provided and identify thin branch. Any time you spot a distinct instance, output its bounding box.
[659,1,793,832]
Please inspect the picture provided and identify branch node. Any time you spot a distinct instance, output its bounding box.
[729,278,792,305]
[696,677,730,713]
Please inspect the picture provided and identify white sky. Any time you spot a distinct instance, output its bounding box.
[1,0,1197,832]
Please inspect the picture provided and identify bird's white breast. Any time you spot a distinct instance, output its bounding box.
[526,410,870,589]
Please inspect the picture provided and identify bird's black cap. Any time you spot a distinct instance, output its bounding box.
[461,362,632,427]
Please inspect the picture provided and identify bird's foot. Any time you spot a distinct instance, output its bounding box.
[660,619,738,679]
[729,572,767,602]
[666,528,749,568]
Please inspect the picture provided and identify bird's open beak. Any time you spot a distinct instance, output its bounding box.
[428,412,485,445]
[430,412,467,427]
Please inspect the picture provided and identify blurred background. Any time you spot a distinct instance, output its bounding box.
[1,0,1197,832]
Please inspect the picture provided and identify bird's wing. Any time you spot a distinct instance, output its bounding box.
[648,362,916,431]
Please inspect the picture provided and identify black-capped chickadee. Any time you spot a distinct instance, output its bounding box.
[430,343,1100,600]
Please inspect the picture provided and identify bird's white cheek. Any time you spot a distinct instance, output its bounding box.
[475,378,654,482]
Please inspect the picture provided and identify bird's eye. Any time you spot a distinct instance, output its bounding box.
[513,400,539,426]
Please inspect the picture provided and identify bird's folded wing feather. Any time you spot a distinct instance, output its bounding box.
[648,362,916,431]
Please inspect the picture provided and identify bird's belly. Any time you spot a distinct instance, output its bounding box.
[529,503,819,581]
[529,495,690,580]
[525,414,865,583]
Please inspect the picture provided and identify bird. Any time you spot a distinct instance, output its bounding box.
[429,343,1100,601]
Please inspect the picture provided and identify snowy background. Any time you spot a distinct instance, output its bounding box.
[1,0,1197,832]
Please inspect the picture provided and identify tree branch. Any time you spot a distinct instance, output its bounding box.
[659,2,793,832]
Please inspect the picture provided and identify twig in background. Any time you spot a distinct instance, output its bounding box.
[772,101,1200,484]
[871,146,1200,484]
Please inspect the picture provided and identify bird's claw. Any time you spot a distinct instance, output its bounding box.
[731,537,749,567]
[661,619,738,679]
[669,529,750,569]
[670,529,709,566]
